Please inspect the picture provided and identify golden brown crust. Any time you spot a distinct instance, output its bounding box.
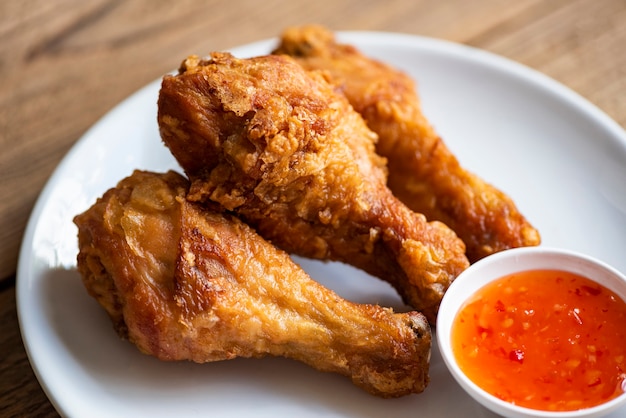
[273,25,541,262]
[74,170,431,398]
[157,52,469,322]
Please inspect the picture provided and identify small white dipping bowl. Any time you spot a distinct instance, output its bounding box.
[436,247,626,418]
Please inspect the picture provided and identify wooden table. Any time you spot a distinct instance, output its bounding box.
[2,0,625,416]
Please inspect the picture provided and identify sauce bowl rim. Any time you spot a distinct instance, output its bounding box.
[436,246,626,418]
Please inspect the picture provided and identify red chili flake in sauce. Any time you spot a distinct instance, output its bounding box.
[509,349,525,363]
[451,269,626,412]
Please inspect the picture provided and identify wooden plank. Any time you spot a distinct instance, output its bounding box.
[1,0,624,282]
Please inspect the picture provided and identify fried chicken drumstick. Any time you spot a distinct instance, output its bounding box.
[157,53,469,322]
[74,170,431,398]
[274,25,540,262]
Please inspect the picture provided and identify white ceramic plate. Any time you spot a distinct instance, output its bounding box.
[17,32,626,418]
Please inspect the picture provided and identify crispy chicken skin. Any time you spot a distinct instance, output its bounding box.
[273,25,541,262]
[157,53,469,322]
[74,170,432,398]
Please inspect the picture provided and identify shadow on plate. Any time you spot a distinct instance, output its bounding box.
[38,267,497,417]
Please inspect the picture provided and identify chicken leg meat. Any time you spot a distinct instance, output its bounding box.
[273,25,540,262]
[74,170,432,398]
[157,52,469,322]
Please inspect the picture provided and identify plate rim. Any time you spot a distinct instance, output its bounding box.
[15,30,626,418]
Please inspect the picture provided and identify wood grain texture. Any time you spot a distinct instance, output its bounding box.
[1,0,625,281]
[1,0,624,415]
[0,280,59,418]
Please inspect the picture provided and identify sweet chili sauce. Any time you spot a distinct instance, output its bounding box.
[451,269,626,411]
